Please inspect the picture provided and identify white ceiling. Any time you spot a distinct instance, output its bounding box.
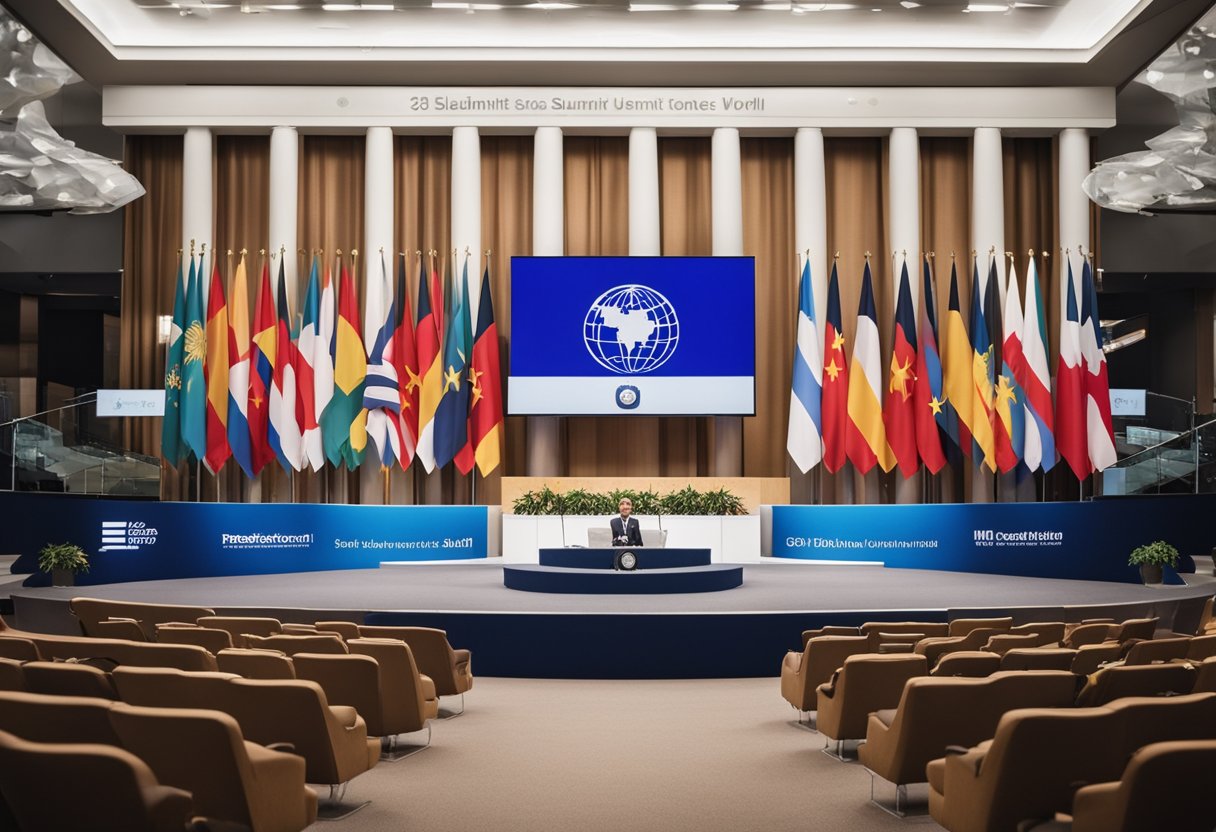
[3,0,1212,87]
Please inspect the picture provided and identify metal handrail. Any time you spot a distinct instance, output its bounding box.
[1116,414,1216,467]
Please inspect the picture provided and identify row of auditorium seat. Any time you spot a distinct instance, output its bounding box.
[0,600,477,829]
[779,615,1216,716]
[0,689,319,832]
[0,604,474,707]
[779,605,1216,830]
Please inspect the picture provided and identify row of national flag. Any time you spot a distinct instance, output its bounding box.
[162,248,504,478]
[786,251,1116,481]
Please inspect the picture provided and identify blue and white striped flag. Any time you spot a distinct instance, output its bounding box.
[786,258,824,473]
[363,252,404,467]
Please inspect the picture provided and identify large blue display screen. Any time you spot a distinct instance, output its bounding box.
[508,256,756,415]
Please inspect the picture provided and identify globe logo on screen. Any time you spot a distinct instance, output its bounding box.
[583,284,680,375]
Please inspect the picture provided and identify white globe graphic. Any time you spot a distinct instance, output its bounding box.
[583,284,680,375]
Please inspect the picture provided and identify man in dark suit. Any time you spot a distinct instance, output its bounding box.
[610,497,643,547]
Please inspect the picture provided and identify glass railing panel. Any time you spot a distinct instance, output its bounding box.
[1,393,161,497]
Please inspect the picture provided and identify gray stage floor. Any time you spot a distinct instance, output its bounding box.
[11,561,1211,616]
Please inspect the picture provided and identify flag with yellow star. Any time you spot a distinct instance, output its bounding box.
[434,256,472,470]
[883,258,919,478]
[821,260,850,473]
[996,255,1028,474]
[461,262,504,477]
[391,251,420,469]
[969,256,998,471]
[913,255,947,474]
[248,257,277,475]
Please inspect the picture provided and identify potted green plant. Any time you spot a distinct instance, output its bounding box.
[38,542,90,587]
[1128,540,1179,586]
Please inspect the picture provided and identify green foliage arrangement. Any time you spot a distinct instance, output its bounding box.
[1127,540,1180,568]
[37,542,90,575]
[512,485,746,516]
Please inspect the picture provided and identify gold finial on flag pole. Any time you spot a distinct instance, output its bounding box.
[864,251,871,261]
[190,239,196,255]
[240,248,247,258]
[1028,248,1034,257]
[336,249,343,257]
[200,243,207,256]
[833,251,840,260]
[929,251,936,260]
[950,251,956,261]
[177,248,183,257]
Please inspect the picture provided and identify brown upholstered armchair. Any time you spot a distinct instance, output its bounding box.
[815,653,927,758]
[111,703,318,832]
[0,729,193,832]
[358,625,472,715]
[779,635,871,725]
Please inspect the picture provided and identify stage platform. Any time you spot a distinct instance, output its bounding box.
[11,561,1213,679]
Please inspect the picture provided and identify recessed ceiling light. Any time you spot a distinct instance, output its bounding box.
[964,3,1010,11]
[526,2,578,8]
[692,3,739,10]
[629,3,680,10]
[360,3,395,9]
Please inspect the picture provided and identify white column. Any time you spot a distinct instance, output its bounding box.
[268,126,299,309]
[971,127,1007,305]
[451,126,482,321]
[528,126,564,477]
[181,126,213,294]
[888,128,921,311]
[361,126,396,501]
[970,127,1005,503]
[711,127,744,476]
[888,127,921,504]
[629,128,660,256]
[794,128,828,331]
[363,126,395,348]
[1059,128,1090,316]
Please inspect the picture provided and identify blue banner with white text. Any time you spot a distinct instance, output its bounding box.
[771,496,1216,584]
[3,494,488,586]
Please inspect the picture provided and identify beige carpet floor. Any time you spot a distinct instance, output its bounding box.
[320,677,944,832]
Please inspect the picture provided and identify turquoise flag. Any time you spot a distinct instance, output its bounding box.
[181,251,208,461]
[160,256,187,465]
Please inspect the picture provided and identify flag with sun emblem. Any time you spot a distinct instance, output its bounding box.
[181,250,208,462]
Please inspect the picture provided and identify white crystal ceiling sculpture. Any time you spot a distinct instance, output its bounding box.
[0,7,144,213]
[1084,9,1216,214]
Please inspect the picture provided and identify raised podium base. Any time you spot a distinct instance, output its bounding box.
[503,564,743,594]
